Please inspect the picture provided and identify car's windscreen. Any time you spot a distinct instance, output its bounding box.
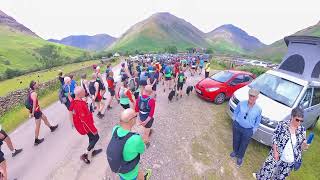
[249,73,303,107]
[210,71,234,83]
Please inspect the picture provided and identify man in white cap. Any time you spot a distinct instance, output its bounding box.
[230,88,262,167]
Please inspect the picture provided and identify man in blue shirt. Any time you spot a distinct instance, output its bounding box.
[230,88,262,167]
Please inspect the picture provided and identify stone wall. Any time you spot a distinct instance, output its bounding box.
[0,65,96,116]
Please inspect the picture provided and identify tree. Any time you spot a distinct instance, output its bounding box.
[205,48,213,54]
[164,46,178,54]
[37,44,63,68]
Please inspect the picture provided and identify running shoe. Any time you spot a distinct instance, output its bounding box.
[80,154,90,164]
[92,149,103,157]
[252,173,257,179]
[34,138,44,146]
[144,169,152,180]
[12,148,23,157]
[50,125,59,132]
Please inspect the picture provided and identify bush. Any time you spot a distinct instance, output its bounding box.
[205,48,213,54]
[236,66,267,77]
[164,46,178,54]
[4,68,23,79]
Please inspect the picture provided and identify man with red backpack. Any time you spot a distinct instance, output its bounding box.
[69,86,102,164]
[135,85,156,147]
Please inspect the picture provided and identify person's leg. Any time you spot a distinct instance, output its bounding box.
[35,119,41,139]
[232,121,241,156]
[40,114,52,128]
[137,170,144,180]
[237,128,253,159]
[143,128,151,144]
[87,132,100,152]
[0,160,7,180]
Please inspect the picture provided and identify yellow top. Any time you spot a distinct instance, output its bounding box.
[205,63,211,72]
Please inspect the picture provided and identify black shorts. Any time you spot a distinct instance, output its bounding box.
[152,84,157,91]
[165,77,171,81]
[134,91,139,100]
[34,111,43,119]
[120,104,130,109]
[108,88,115,96]
[143,118,154,128]
[177,83,184,90]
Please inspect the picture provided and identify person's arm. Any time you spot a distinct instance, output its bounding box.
[253,110,262,133]
[126,90,135,104]
[233,103,240,121]
[272,123,281,161]
[31,92,37,117]
[68,108,74,128]
[94,82,99,99]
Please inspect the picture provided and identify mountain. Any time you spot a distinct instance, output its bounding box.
[109,12,209,52]
[0,10,85,78]
[0,10,38,37]
[254,21,320,62]
[206,24,265,54]
[48,34,116,51]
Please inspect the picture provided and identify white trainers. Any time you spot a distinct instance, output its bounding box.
[252,173,256,179]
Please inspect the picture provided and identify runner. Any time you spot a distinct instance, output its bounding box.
[95,66,106,100]
[138,67,148,94]
[28,81,58,146]
[135,85,156,146]
[105,64,112,79]
[147,71,158,99]
[205,60,211,78]
[0,128,23,158]
[120,63,129,82]
[106,108,152,180]
[69,86,102,164]
[106,71,116,110]
[163,63,173,92]
[62,77,75,110]
[116,79,136,109]
[176,66,186,99]
[199,58,204,75]
[57,70,64,86]
[89,73,105,119]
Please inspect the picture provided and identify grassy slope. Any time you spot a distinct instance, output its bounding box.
[253,24,320,63]
[110,21,206,52]
[0,60,98,96]
[0,26,85,75]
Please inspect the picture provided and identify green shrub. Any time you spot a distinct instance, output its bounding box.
[236,66,267,77]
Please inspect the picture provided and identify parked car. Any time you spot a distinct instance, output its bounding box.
[195,70,255,104]
[228,36,320,146]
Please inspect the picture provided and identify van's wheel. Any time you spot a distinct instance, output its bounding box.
[214,93,225,104]
[310,117,319,130]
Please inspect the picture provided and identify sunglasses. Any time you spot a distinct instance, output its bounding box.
[295,118,304,123]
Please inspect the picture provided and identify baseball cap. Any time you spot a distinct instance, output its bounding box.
[249,88,260,97]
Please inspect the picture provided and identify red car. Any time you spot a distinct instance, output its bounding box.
[195,70,255,104]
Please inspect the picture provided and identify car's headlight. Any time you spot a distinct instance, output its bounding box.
[206,87,219,92]
[261,116,278,129]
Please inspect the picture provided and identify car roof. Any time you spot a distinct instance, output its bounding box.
[226,70,253,76]
[267,70,309,86]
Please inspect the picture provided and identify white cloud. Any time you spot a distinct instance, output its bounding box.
[0,0,319,44]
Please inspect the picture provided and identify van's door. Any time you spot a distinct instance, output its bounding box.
[300,87,320,128]
[308,87,320,127]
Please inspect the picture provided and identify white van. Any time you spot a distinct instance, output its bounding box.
[228,36,320,146]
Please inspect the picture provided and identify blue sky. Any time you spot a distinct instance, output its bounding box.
[0,0,319,44]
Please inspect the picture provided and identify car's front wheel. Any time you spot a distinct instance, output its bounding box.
[309,116,319,130]
[214,93,225,104]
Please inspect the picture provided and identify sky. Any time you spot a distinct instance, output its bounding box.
[0,0,319,44]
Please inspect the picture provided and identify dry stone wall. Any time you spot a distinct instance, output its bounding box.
[0,65,96,116]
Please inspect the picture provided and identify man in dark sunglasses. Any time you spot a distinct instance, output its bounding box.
[230,88,262,167]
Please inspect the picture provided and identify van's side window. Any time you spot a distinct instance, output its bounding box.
[311,88,320,106]
[300,88,312,109]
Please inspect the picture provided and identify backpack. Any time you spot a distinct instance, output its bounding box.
[106,127,140,173]
[58,87,67,104]
[89,81,96,95]
[165,66,171,74]
[128,78,136,91]
[139,96,150,113]
[25,91,33,110]
[178,73,185,83]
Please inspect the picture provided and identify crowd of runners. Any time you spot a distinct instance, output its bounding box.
[0,53,210,180]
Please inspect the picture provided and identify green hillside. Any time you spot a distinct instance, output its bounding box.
[109,12,209,53]
[0,26,85,79]
[253,21,320,63]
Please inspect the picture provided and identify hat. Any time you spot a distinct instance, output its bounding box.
[249,88,260,97]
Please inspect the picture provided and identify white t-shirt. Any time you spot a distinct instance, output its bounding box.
[281,133,297,163]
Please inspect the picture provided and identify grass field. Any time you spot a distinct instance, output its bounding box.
[0,60,99,96]
[0,26,85,77]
